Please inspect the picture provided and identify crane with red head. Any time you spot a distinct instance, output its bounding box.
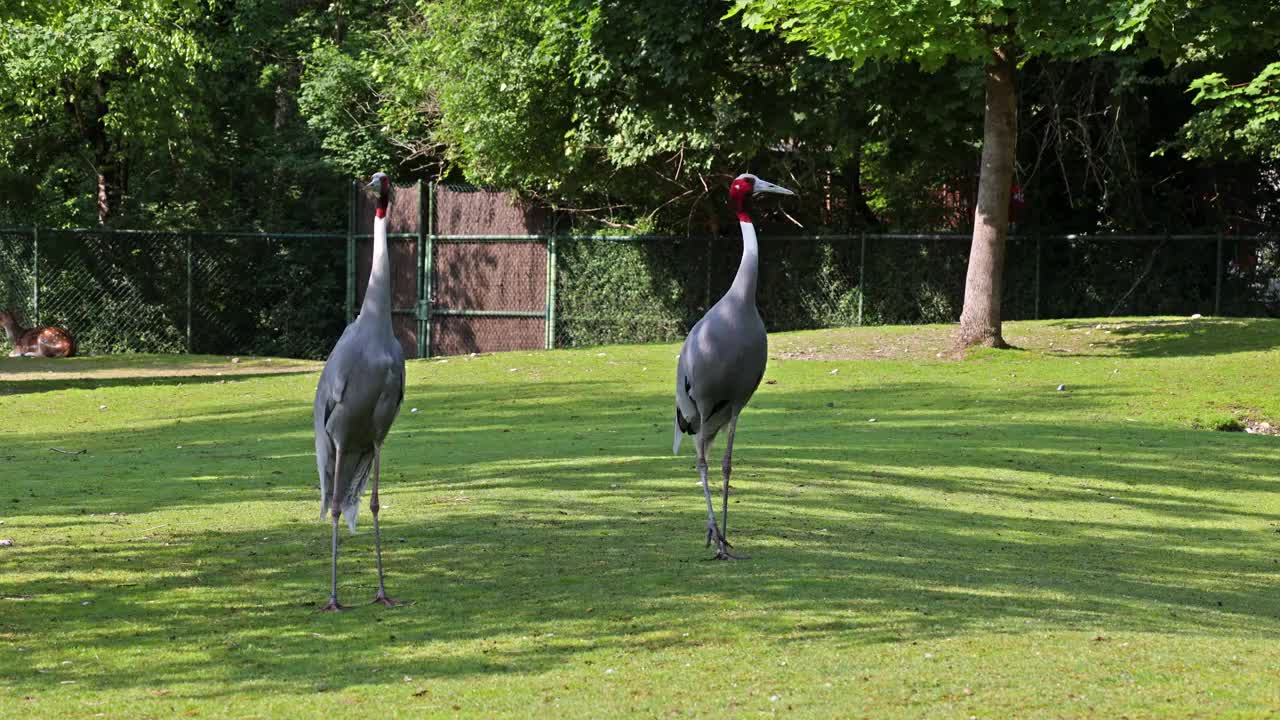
[673,173,794,560]
[313,171,407,610]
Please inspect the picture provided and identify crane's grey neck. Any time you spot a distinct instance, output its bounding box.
[727,220,759,304]
[358,214,393,329]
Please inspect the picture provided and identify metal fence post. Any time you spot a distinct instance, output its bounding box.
[424,181,435,358]
[545,236,557,350]
[1214,231,1223,316]
[415,179,426,359]
[857,231,866,326]
[186,235,193,353]
[31,225,39,324]
[345,180,356,323]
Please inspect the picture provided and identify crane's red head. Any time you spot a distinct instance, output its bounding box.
[367,172,391,219]
[729,173,794,224]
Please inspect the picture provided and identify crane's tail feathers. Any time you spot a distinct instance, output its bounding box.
[316,500,362,533]
[673,406,697,454]
[318,450,374,534]
[342,503,360,533]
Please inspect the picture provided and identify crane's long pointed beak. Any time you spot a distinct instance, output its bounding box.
[752,178,795,196]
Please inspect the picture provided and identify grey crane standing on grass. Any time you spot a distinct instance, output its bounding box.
[674,173,794,560]
[314,172,406,611]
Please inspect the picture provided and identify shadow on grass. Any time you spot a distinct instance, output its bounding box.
[0,354,304,373]
[0,372,318,398]
[0,379,1149,514]
[0,354,318,398]
[2,374,1278,696]
[1050,317,1280,357]
[3,483,1277,695]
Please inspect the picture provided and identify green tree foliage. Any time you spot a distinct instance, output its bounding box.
[190,0,358,230]
[0,0,210,224]
[298,40,397,178]
[1,0,1277,352]
[729,0,1160,68]
[413,0,888,231]
[0,0,382,229]
[1182,62,1280,162]
[725,0,1181,348]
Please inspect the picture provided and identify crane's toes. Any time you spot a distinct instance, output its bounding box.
[712,547,749,561]
[318,599,348,612]
[705,523,730,549]
[372,592,400,607]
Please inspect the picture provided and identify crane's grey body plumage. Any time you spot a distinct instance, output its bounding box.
[313,171,405,609]
[672,174,793,560]
[314,319,404,531]
[672,261,767,455]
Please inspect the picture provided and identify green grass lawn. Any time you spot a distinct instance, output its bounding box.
[1,317,1278,718]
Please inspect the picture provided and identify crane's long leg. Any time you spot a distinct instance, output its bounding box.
[370,445,397,606]
[698,432,718,547]
[719,411,747,560]
[320,445,346,612]
[697,431,738,560]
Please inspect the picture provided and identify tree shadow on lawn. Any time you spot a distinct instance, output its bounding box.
[0,367,317,398]
[1049,317,1280,357]
[3,477,1277,697]
[2,379,1279,696]
[7,375,1270,518]
[0,354,315,374]
[5,376,1278,526]
[0,368,318,397]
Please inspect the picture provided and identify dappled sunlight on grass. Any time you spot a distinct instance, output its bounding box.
[1,319,1278,717]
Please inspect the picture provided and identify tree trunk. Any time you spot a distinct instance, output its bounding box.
[841,145,879,228]
[95,159,123,225]
[88,77,120,225]
[955,44,1017,350]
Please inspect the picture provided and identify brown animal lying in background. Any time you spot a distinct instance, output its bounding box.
[0,309,77,358]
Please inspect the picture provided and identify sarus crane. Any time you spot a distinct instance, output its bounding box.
[673,173,794,560]
[314,172,406,610]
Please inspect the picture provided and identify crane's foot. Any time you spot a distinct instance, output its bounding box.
[711,544,749,561]
[703,522,744,559]
[372,590,400,607]
[705,520,728,548]
[318,598,347,612]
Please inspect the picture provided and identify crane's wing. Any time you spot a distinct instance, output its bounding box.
[314,340,405,531]
[329,351,403,531]
[370,358,406,442]
[313,364,380,533]
[314,354,348,517]
[672,305,768,455]
[673,336,701,455]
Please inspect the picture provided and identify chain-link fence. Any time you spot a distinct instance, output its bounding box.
[547,232,1280,349]
[3,209,1276,360]
[0,229,346,358]
[0,229,37,323]
[190,233,346,359]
